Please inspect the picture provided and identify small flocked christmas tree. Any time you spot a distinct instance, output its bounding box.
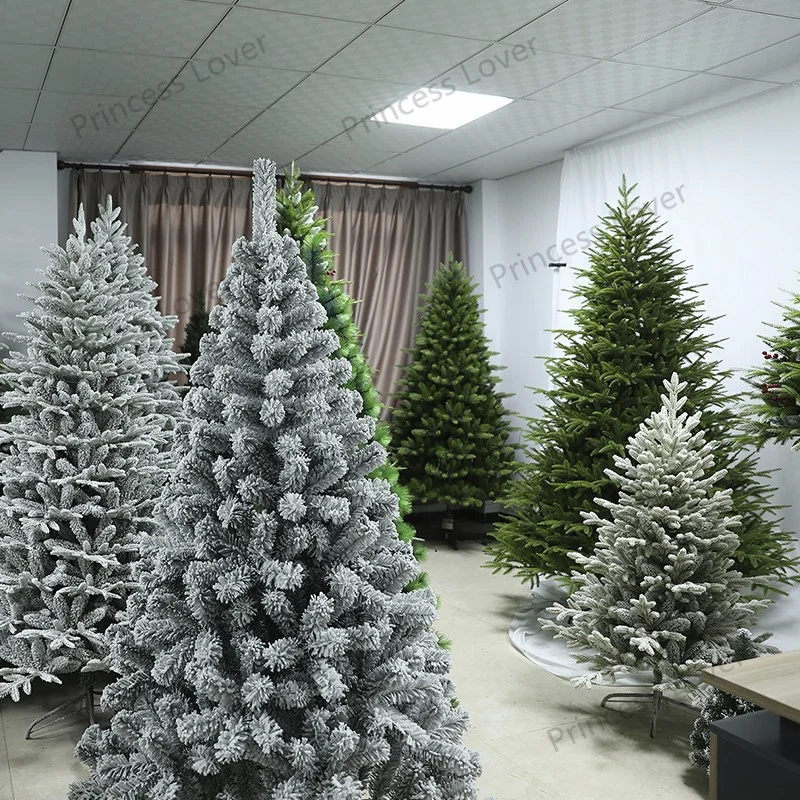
[745,277,800,447]
[0,203,183,700]
[544,374,768,693]
[689,629,777,773]
[183,292,211,371]
[390,257,516,513]
[487,179,798,588]
[276,164,426,587]
[70,159,481,800]
[89,198,185,429]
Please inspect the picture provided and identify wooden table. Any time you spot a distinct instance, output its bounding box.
[702,651,800,799]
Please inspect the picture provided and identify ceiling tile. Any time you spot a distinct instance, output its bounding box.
[195,7,366,72]
[0,88,39,123]
[380,0,563,41]
[327,122,445,156]
[710,34,800,81]
[168,61,306,108]
[369,148,468,179]
[207,109,344,166]
[59,0,227,58]
[531,61,690,108]
[727,0,800,15]
[268,74,414,128]
[237,0,399,23]
[296,125,445,171]
[318,27,490,85]
[615,6,800,71]
[654,76,776,115]
[44,48,185,96]
[136,99,259,142]
[437,44,596,99]
[0,123,29,150]
[532,107,664,150]
[0,44,51,90]
[368,98,597,178]
[33,91,150,132]
[618,72,776,114]
[115,130,214,163]
[447,98,597,148]
[293,140,400,174]
[24,124,131,157]
[0,0,67,45]
[503,0,707,59]
[424,140,563,182]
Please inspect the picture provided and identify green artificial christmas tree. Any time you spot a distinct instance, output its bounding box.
[689,629,778,773]
[745,277,800,447]
[182,292,210,371]
[544,375,768,697]
[488,179,798,588]
[276,164,425,587]
[390,257,516,516]
[69,158,482,800]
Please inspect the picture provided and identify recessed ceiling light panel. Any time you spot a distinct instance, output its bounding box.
[370,88,513,130]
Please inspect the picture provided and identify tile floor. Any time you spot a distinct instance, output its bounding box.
[0,540,710,799]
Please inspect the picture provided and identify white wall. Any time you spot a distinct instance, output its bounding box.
[467,160,563,430]
[0,151,58,341]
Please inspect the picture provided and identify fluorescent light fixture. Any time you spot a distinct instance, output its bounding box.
[371,88,513,130]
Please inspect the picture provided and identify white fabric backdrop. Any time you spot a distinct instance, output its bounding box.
[513,82,800,681]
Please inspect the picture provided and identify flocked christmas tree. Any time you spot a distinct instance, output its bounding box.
[689,628,777,773]
[70,159,481,800]
[390,257,516,512]
[487,179,798,587]
[89,197,186,428]
[544,374,768,693]
[276,164,426,587]
[745,276,800,447]
[0,202,183,700]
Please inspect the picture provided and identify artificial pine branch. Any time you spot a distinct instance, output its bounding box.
[689,629,778,773]
[69,158,481,800]
[276,164,428,582]
[391,256,516,509]
[0,201,184,698]
[543,374,769,691]
[183,292,210,370]
[487,178,798,590]
[744,279,800,446]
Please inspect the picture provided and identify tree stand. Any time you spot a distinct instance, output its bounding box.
[600,687,697,738]
[441,511,457,550]
[25,673,99,740]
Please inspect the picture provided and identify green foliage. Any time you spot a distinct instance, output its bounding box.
[487,178,799,588]
[391,256,516,508]
[689,629,778,773]
[745,279,800,446]
[182,292,210,370]
[276,164,427,577]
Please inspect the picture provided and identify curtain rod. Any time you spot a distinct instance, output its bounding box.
[57,160,473,194]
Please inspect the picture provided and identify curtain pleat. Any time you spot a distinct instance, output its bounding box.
[69,168,467,412]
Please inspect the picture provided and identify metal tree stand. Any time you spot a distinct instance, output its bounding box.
[441,512,458,550]
[25,673,99,740]
[600,686,697,738]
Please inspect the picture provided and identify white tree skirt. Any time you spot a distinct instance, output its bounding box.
[509,578,800,686]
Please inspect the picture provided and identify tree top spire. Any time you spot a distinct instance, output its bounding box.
[252,157,277,248]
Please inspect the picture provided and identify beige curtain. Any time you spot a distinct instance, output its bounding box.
[69,168,468,412]
[310,180,467,411]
